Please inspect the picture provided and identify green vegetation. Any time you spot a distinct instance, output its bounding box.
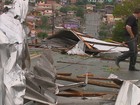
[60,5,84,18]
[60,5,77,13]
[37,32,48,39]
[76,6,84,18]
[113,0,140,17]
[98,23,113,40]
[37,16,51,31]
[4,0,12,5]
[76,0,88,5]
[95,2,105,9]
[112,21,125,42]
[36,16,51,38]
[112,0,140,42]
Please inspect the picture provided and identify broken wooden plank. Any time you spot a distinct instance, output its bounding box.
[56,75,120,89]
[77,75,112,81]
[58,82,85,92]
[71,30,95,50]
[57,61,94,66]
[57,72,72,76]
[57,91,117,97]
[84,40,127,47]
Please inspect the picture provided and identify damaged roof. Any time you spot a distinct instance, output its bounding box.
[47,29,128,55]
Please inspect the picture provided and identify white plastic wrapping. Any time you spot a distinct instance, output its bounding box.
[115,81,140,105]
[67,41,86,55]
[0,0,29,105]
[82,36,129,52]
[109,74,140,105]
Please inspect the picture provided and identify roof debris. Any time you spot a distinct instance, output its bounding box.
[47,29,129,56]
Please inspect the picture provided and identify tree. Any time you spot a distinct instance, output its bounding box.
[76,0,88,5]
[39,16,49,30]
[60,5,84,18]
[98,23,113,40]
[96,2,104,9]
[38,32,48,39]
[112,21,125,42]
[112,0,140,42]
[60,5,77,13]
[4,0,12,5]
[60,7,68,13]
[76,6,84,18]
[113,0,140,17]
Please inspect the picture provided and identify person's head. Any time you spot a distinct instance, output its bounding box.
[133,8,140,18]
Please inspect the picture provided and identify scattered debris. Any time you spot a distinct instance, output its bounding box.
[57,75,120,89]
[57,91,117,97]
[77,75,112,81]
[57,72,72,76]
[25,50,57,105]
[109,74,140,105]
[47,29,129,56]
[57,60,94,66]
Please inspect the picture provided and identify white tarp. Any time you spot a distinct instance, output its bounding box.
[115,81,140,105]
[0,0,29,105]
[82,37,129,52]
[0,0,29,44]
[108,74,140,105]
[67,41,86,55]
[25,50,57,105]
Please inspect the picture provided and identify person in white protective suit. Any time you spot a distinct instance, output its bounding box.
[0,0,29,105]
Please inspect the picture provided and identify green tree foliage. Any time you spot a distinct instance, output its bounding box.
[39,16,49,30]
[76,7,84,18]
[60,5,77,13]
[60,5,84,18]
[76,0,88,5]
[113,0,140,17]
[98,23,112,40]
[5,0,12,5]
[112,0,140,42]
[96,2,104,9]
[60,7,68,13]
[112,21,125,42]
[37,32,48,39]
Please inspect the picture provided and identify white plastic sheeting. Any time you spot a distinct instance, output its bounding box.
[67,41,86,55]
[0,0,29,105]
[82,37,129,52]
[115,81,140,105]
[0,0,29,44]
[109,74,140,105]
[25,50,57,105]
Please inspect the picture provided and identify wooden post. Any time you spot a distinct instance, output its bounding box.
[57,75,120,89]
[57,72,72,76]
[57,91,117,97]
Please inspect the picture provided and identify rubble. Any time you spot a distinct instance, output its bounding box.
[0,0,140,105]
[25,50,58,105]
[109,74,140,105]
[0,0,29,105]
[0,0,57,104]
[56,75,120,89]
[47,29,129,57]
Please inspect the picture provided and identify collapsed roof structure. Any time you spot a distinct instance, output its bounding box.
[47,30,128,56]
